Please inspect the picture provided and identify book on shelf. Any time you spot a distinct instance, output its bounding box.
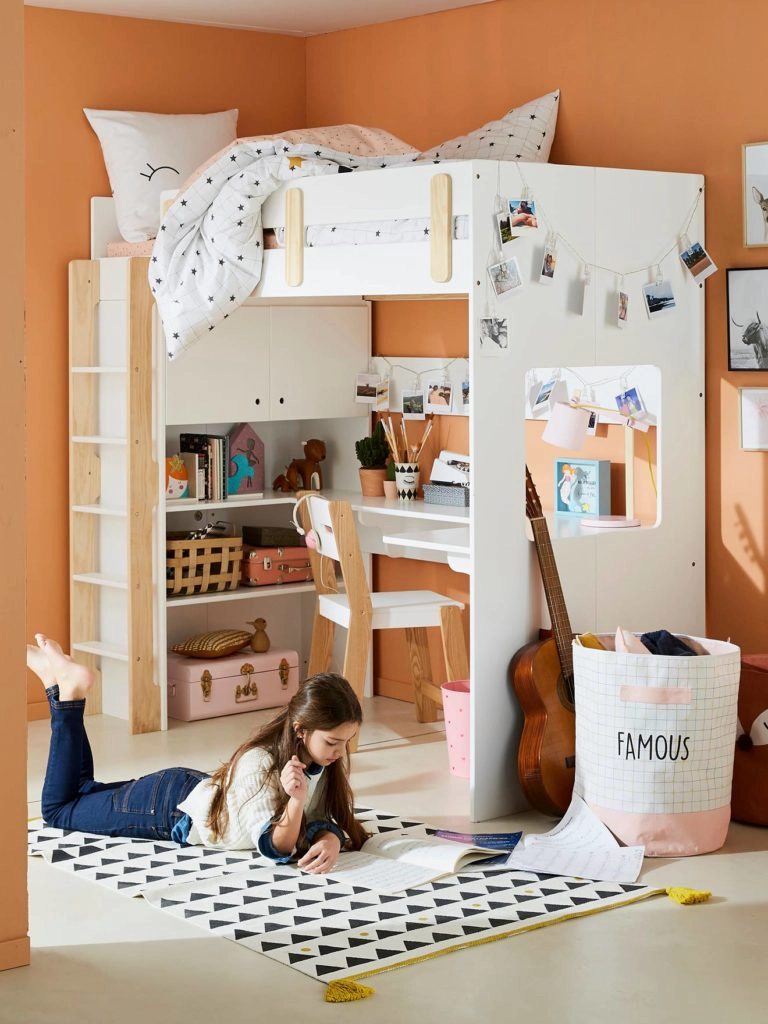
[178,452,204,499]
[179,432,230,502]
[179,433,210,500]
[295,831,507,894]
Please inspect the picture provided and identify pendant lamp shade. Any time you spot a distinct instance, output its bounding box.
[542,402,590,450]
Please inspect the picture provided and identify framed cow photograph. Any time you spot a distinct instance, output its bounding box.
[727,267,768,371]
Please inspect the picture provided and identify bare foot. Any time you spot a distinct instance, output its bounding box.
[26,644,56,689]
[35,634,94,700]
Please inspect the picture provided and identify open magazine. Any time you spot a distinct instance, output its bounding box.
[295,832,510,894]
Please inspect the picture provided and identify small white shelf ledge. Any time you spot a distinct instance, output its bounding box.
[71,640,129,662]
[381,526,470,575]
[72,504,127,517]
[166,581,317,608]
[72,572,128,590]
[166,494,284,513]
[530,510,659,541]
[72,435,127,446]
[71,366,128,374]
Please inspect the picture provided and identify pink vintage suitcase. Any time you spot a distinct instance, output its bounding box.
[240,545,313,586]
[167,647,299,721]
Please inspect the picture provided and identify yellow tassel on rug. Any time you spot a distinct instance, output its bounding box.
[325,980,376,1002]
[666,887,711,905]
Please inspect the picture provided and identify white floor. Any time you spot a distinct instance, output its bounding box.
[4,696,767,1023]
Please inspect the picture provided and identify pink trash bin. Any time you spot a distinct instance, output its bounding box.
[442,680,470,778]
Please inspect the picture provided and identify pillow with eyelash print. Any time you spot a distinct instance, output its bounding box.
[84,107,238,244]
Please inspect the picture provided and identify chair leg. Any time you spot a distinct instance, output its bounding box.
[405,627,442,723]
[308,610,335,677]
[439,605,469,682]
[342,621,371,754]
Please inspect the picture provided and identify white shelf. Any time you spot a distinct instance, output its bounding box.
[72,435,127,445]
[166,581,316,608]
[71,504,127,517]
[533,510,658,541]
[381,527,470,556]
[72,572,128,590]
[71,640,129,662]
[72,366,128,374]
[165,493,281,513]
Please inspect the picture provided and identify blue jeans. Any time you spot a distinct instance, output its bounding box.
[41,686,208,841]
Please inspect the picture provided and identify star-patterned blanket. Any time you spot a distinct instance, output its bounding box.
[29,808,670,1001]
[151,142,417,359]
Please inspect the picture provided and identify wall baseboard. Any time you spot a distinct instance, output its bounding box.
[0,936,30,972]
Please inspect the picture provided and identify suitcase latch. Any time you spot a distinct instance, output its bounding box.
[263,556,272,570]
[200,670,212,702]
[236,662,259,703]
[279,658,290,689]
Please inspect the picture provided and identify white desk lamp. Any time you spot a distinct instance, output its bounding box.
[541,402,641,528]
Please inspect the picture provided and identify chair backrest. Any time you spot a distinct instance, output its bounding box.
[305,495,341,562]
[297,494,372,615]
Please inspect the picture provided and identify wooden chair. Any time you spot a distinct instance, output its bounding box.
[297,495,468,750]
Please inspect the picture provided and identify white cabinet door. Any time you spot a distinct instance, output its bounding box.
[269,306,369,421]
[165,307,270,425]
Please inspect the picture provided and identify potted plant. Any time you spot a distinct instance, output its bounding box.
[355,421,390,496]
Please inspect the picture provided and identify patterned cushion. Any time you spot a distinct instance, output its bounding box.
[172,629,251,659]
[417,90,559,164]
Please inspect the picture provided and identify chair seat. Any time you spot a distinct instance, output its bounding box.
[318,590,464,631]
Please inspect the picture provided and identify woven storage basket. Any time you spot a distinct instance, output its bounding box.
[166,534,243,597]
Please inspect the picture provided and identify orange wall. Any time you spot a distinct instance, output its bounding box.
[1,0,30,971]
[24,9,306,717]
[307,0,768,654]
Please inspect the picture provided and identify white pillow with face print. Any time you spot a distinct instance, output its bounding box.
[84,107,238,243]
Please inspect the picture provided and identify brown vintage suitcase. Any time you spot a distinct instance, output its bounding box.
[240,545,313,586]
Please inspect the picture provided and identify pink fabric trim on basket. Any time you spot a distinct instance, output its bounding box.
[619,685,692,705]
[586,801,730,857]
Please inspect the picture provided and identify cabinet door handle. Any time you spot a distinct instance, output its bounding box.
[279,397,285,404]
[254,398,260,405]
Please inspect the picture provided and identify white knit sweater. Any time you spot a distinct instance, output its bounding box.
[178,746,329,852]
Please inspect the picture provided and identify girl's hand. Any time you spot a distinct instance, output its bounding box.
[280,755,308,803]
[298,832,342,875]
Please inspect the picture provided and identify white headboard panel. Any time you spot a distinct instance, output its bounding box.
[90,197,118,259]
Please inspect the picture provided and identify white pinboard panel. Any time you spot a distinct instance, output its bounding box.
[469,161,598,822]
[91,197,119,260]
[591,167,705,636]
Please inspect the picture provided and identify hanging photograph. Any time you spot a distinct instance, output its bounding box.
[508,199,539,228]
[743,143,768,247]
[617,290,629,328]
[539,244,557,285]
[740,388,768,449]
[426,380,454,414]
[642,280,676,319]
[727,267,768,370]
[615,387,646,420]
[461,379,470,413]
[487,257,523,299]
[679,241,717,283]
[355,372,380,403]
[479,316,509,354]
[402,387,426,420]
[496,211,517,248]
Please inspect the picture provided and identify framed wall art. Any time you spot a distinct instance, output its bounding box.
[743,142,768,247]
[739,388,768,450]
[553,458,611,517]
[726,267,768,370]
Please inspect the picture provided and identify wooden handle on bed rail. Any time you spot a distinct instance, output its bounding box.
[285,188,304,287]
[430,174,452,283]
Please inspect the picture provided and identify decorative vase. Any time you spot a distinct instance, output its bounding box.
[359,467,387,496]
[394,462,420,501]
[383,480,398,499]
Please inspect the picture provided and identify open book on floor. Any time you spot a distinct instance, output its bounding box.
[294,832,510,894]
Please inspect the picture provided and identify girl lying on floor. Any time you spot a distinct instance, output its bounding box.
[27,634,368,874]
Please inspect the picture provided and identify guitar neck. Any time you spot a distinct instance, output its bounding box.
[530,516,574,684]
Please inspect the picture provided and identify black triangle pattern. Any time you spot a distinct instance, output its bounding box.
[28,811,652,983]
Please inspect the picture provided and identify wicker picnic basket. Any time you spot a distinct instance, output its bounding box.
[166,533,243,597]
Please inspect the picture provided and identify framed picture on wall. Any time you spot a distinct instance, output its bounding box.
[726,267,768,370]
[739,388,768,450]
[743,143,768,247]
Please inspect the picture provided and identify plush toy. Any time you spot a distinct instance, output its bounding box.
[273,438,326,492]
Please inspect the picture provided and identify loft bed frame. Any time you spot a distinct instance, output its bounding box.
[74,159,706,821]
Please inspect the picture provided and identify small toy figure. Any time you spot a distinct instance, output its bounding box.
[246,618,271,654]
[165,454,189,499]
[273,438,326,492]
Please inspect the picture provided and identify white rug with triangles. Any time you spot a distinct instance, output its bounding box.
[28,809,674,1001]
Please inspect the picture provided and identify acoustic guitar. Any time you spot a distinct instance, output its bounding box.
[510,466,576,816]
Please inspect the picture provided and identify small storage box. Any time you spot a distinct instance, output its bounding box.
[166,534,243,597]
[423,483,470,507]
[167,648,299,721]
[241,545,313,586]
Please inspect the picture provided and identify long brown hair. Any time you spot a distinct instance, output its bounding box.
[206,673,368,850]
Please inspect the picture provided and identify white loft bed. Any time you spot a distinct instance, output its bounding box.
[82,159,705,821]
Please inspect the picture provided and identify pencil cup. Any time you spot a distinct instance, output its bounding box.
[394,462,419,501]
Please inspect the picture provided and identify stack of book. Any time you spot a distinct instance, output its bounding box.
[179,433,230,501]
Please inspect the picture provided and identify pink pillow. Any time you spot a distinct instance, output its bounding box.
[615,627,649,654]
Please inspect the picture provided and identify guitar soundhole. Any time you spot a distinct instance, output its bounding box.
[556,672,575,713]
